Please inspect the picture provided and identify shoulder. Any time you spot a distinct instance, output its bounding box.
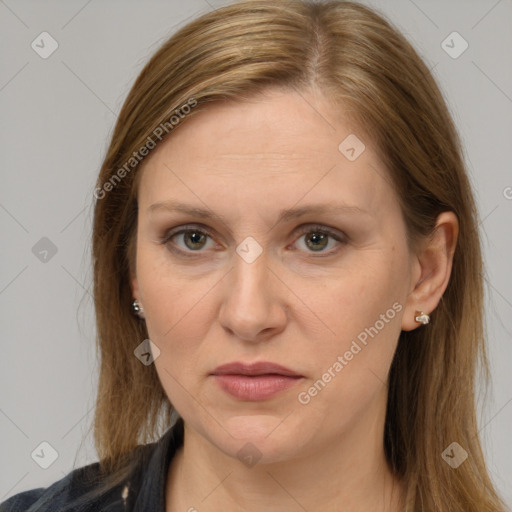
[0,487,46,511]
[0,459,131,512]
[0,420,184,512]
[0,446,146,512]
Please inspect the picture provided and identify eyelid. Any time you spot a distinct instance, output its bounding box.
[294,223,346,241]
[162,224,211,242]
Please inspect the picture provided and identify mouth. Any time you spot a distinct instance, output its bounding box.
[210,361,304,401]
[212,361,302,377]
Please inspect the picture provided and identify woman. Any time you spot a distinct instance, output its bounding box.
[1,0,507,511]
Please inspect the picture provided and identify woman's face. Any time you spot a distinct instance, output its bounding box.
[132,88,419,464]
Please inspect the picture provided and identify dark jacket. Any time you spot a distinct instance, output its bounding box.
[0,419,184,512]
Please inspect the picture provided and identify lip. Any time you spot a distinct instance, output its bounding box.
[211,361,302,377]
[211,362,303,401]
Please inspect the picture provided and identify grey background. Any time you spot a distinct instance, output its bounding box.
[1,0,511,504]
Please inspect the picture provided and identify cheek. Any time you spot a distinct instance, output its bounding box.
[294,300,403,436]
[308,248,407,345]
[301,247,408,402]
[140,263,218,412]
[136,247,218,359]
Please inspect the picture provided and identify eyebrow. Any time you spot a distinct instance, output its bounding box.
[148,200,369,225]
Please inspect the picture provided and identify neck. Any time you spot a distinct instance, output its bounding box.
[166,391,404,511]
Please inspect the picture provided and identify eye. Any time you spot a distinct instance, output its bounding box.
[292,225,346,255]
[161,223,346,258]
[162,226,216,255]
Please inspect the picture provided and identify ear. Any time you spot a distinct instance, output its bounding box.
[401,211,459,331]
[128,234,140,300]
[131,275,140,300]
[130,261,140,301]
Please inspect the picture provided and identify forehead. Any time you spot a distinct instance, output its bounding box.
[137,89,398,222]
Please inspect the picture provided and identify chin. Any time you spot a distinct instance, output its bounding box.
[204,413,315,465]
[224,413,285,439]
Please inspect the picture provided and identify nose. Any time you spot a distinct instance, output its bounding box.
[217,251,287,343]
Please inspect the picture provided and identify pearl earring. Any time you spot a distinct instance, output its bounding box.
[131,299,145,319]
[415,311,430,325]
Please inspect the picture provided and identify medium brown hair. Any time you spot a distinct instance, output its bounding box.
[88,1,506,510]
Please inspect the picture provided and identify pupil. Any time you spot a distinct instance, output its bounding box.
[307,233,327,251]
[186,232,205,249]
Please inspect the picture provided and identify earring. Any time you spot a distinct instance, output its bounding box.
[415,311,430,325]
[131,299,145,319]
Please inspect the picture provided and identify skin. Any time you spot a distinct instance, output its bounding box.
[131,88,458,511]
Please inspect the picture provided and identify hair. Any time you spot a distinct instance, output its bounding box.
[87,1,506,510]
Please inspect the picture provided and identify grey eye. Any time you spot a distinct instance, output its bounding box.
[182,231,208,250]
[304,232,329,251]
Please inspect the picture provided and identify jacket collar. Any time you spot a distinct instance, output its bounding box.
[131,417,184,511]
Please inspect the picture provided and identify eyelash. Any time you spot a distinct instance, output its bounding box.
[160,224,346,259]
